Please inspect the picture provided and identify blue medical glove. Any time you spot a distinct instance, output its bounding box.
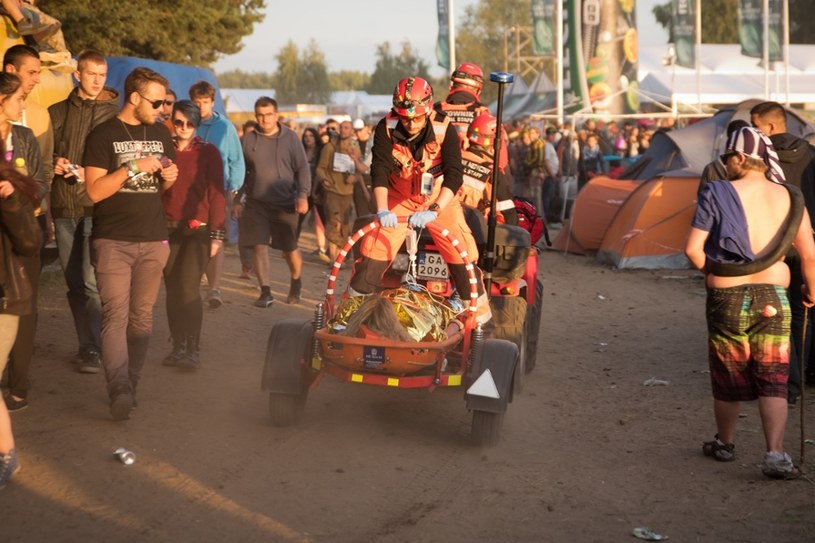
[376,209,398,228]
[408,210,438,228]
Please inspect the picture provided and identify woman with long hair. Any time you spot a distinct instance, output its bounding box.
[160,100,225,369]
[301,127,329,263]
[0,79,41,487]
[0,72,45,413]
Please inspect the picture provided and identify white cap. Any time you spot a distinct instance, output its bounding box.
[352,119,365,130]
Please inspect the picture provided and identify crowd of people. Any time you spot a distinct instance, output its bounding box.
[0,27,811,491]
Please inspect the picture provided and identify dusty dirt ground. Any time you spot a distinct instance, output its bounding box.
[3,228,815,543]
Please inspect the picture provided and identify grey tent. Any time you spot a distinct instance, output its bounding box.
[500,71,555,120]
[487,75,528,118]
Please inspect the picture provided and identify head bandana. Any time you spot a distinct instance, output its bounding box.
[725,126,786,184]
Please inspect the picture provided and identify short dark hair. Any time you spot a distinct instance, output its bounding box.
[726,119,750,138]
[188,80,215,100]
[3,44,39,71]
[750,101,786,128]
[254,96,277,110]
[76,49,107,72]
[124,67,168,100]
[172,99,201,127]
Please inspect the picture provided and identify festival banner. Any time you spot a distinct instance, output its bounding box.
[531,0,557,56]
[738,0,783,61]
[672,0,695,68]
[573,0,639,114]
[436,0,450,69]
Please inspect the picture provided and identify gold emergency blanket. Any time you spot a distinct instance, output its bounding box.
[330,287,461,342]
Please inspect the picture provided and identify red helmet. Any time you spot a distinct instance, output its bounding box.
[467,112,497,148]
[392,76,434,118]
[451,62,484,92]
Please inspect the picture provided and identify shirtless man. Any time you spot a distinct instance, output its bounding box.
[685,126,815,480]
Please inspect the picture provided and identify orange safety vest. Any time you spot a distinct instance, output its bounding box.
[384,111,451,204]
[435,99,488,145]
[460,146,492,211]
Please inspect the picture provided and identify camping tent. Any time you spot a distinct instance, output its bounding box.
[551,177,640,254]
[595,177,699,269]
[554,100,815,269]
[502,72,556,120]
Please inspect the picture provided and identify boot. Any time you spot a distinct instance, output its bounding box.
[162,337,186,366]
[177,336,199,371]
[287,278,302,304]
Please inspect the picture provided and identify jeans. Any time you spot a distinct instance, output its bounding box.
[92,239,169,398]
[54,217,101,354]
[164,226,209,340]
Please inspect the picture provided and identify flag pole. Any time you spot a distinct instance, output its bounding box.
[763,0,769,99]
[695,0,702,112]
[556,0,563,125]
[448,0,456,74]
[783,0,790,106]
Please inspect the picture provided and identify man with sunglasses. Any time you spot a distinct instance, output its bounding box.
[48,49,119,375]
[83,67,178,421]
[349,76,491,324]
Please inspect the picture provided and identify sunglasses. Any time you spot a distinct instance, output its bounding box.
[173,119,195,129]
[138,92,164,109]
[398,113,427,125]
[163,100,175,106]
[720,151,739,163]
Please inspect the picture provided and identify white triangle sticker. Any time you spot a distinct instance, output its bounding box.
[467,368,500,399]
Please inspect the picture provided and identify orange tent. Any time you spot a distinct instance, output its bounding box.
[596,177,700,269]
[551,176,640,254]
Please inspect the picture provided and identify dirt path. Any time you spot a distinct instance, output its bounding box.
[3,236,814,542]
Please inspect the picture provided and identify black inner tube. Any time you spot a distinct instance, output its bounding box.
[706,184,805,277]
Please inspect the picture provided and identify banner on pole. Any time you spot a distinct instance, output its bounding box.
[738,0,783,61]
[672,0,696,68]
[436,0,450,69]
[573,0,639,114]
[531,0,557,56]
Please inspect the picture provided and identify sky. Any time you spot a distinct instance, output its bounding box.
[213,0,669,77]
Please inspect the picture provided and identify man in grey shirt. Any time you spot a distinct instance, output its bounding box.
[234,96,310,307]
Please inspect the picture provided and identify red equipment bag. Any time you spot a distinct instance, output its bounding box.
[512,196,548,246]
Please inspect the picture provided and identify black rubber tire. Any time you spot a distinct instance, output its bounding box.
[489,296,527,393]
[472,411,505,447]
[269,392,307,427]
[525,278,544,373]
[263,319,313,426]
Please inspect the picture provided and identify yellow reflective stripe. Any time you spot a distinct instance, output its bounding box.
[387,378,399,387]
[448,375,462,386]
[351,374,364,383]
[311,358,321,370]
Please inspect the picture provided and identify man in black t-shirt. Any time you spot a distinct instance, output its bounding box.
[83,67,178,421]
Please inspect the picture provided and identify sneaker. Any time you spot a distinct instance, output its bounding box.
[255,288,274,308]
[287,278,302,304]
[702,434,735,462]
[317,249,331,264]
[0,448,21,490]
[239,264,254,279]
[162,339,186,367]
[207,288,223,309]
[109,387,133,421]
[77,350,102,374]
[761,451,802,480]
[3,394,27,413]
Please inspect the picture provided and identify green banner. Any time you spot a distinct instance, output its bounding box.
[436,0,450,69]
[531,0,557,56]
[738,0,783,61]
[672,0,695,68]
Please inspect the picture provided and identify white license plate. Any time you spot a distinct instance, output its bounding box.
[417,252,448,279]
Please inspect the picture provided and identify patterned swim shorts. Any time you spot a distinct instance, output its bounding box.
[706,284,790,401]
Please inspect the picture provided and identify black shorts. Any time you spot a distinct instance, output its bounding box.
[239,199,299,252]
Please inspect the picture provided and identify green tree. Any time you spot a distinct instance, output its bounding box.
[46,0,265,67]
[367,41,431,94]
[273,41,301,104]
[454,0,535,104]
[330,71,371,91]
[217,69,275,89]
[271,40,331,104]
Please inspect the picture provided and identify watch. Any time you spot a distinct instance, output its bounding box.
[428,203,441,213]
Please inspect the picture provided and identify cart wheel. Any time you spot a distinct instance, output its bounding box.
[262,319,314,426]
[472,411,504,447]
[525,278,544,373]
[269,392,307,427]
[489,296,527,393]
